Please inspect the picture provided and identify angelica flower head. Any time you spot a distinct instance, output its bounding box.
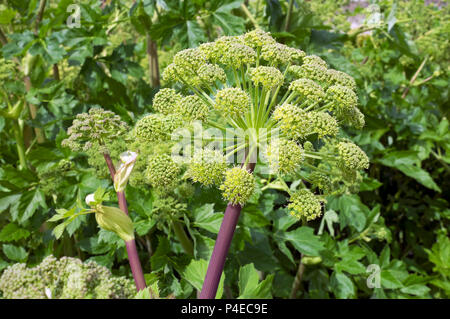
[187,148,227,187]
[288,63,328,83]
[337,141,369,170]
[152,88,182,115]
[327,69,357,91]
[151,30,369,216]
[134,113,182,143]
[242,29,276,48]
[249,66,284,88]
[273,103,311,140]
[62,108,128,152]
[265,139,304,175]
[175,95,210,121]
[214,87,251,118]
[146,153,180,190]
[289,78,325,102]
[220,167,255,205]
[288,189,325,221]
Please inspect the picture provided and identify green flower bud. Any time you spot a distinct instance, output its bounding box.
[214,87,251,118]
[94,205,134,242]
[175,95,209,121]
[303,141,314,152]
[146,154,180,190]
[187,148,227,186]
[288,189,324,221]
[302,55,328,68]
[134,114,182,142]
[162,63,178,83]
[265,139,304,175]
[213,36,257,68]
[197,63,227,85]
[337,141,369,170]
[309,111,339,138]
[288,63,328,83]
[152,88,182,115]
[302,256,322,265]
[287,47,306,63]
[326,85,358,115]
[220,167,255,205]
[327,69,357,91]
[309,171,332,193]
[261,42,292,65]
[243,29,276,48]
[249,66,284,88]
[346,106,365,129]
[289,78,325,102]
[273,103,311,140]
[173,48,207,71]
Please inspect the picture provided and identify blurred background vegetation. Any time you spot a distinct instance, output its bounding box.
[0,0,448,299]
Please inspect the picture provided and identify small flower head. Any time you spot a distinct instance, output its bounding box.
[187,148,227,186]
[197,63,227,85]
[288,63,328,83]
[261,42,292,65]
[162,63,178,83]
[152,88,182,115]
[214,87,251,118]
[288,189,324,221]
[309,111,339,138]
[346,106,365,129]
[249,66,284,88]
[220,167,255,205]
[289,78,325,102]
[175,95,210,121]
[209,36,257,68]
[337,141,369,170]
[145,154,180,190]
[309,171,332,193]
[303,141,314,152]
[273,104,311,140]
[62,108,128,152]
[327,69,357,91]
[287,47,306,62]
[265,139,304,175]
[243,29,276,48]
[302,55,328,68]
[173,48,207,72]
[134,114,182,143]
[326,85,358,115]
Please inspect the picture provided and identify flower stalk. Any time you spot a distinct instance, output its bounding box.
[104,153,146,291]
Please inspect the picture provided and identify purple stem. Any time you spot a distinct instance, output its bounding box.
[103,153,146,291]
[199,162,255,299]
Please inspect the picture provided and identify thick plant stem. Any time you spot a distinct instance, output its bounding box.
[172,220,194,256]
[199,162,255,299]
[146,33,160,87]
[103,153,147,291]
[12,121,27,170]
[289,254,305,298]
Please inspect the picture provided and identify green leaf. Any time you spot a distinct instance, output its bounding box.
[335,258,366,275]
[0,223,30,242]
[238,263,260,296]
[2,244,28,262]
[395,164,441,192]
[330,271,355,299]
[238,263,273,298]
[193,204,223,234]
[381,269,404,289]
[182,259,224,299]
[283,226,324,256]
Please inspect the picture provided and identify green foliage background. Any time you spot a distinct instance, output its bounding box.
[0,0,448,299]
